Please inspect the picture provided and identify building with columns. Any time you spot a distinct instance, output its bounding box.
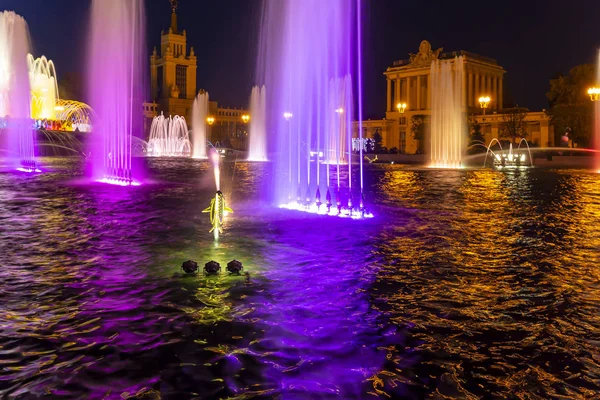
[149,3,197,125]
[354,40,553,153]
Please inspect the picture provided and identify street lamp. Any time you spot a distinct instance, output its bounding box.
[478,96,491,115]
[206,116,215,125]
[396,102,407,113]
[588,87,600,102]
[335,108,344,114]
[241,114,250,123]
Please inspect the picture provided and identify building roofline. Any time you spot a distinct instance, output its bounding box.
[391,50,499,68]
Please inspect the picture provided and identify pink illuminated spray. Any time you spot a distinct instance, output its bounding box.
[0,11,36,171]
[87,0,146,185]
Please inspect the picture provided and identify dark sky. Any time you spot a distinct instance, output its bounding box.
[3,0,600,119]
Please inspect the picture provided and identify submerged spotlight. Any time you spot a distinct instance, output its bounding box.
[181,260,199,274]
[204,260,221,275]
[226,259,243,275]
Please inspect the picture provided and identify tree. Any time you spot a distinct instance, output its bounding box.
[467,114,485,144]
[499,107,529,144]
[410,114,426,154]
[372,129,383,153]
[546,64,595,147]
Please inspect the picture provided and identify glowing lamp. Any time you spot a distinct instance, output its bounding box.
[283,112,293,120]
[206,116,215,125]
[335,108,344,114]
[588,87,600,102]
[241,114,250,123]
[396,102,407,113]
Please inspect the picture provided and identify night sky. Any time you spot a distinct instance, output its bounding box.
[3,0,599,119]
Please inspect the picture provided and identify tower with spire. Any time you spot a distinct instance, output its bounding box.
[150,0,197,124]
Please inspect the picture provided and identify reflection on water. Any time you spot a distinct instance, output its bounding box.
[1,159,600,398]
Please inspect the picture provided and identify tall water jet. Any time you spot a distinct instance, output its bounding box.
[0,11,36,171]
[258,0,368,217]
[429,56,466,168]
[248,85,267,161]
[147,113,191,157]
[87,0,146,185]
[594,49,600,172]
[192,90,209,159]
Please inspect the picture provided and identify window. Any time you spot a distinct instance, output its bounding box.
[157,66,163,99]
[176,65,187,99]
[400,131,406,153]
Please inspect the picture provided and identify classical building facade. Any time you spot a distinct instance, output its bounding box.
[354,40,553,153]
[149,3,197,124]
[145,3,250,149]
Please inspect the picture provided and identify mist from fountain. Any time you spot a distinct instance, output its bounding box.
[0,11,36,171]
[247,85,267,161]
[87,0,146,185]
[429,56,466,168]
[192,90,208,159]
[257,0,368,217]
[147,113,191,157]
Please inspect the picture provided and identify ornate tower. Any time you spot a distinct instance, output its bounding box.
[150,0,197,123]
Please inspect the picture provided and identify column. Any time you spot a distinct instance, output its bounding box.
[416,75,421,110]
[406,77,411,110]
[404,78,409,102]
[475,72,480,101]
[486,75,491,96]
[395,78,400,109]
[491,76,497,110]
[427,74,432,109]
[387,77,392,111]
[468,72,473,108]
[498,77,503,110]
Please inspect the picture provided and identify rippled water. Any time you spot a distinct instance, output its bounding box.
[1,158,600,399]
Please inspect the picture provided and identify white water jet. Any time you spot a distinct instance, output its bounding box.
[192,90,208,159]
[147,113,191,157]
[248,85,267,161]
[0,11,36,170]
[429,56,465,168]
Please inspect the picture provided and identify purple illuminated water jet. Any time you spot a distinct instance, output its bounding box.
[87,0,146,185]
[0,11,36,171]
[257,0,368,218]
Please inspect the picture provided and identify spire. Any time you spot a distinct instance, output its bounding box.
[169,0,178,33]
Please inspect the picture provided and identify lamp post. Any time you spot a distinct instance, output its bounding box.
[241,114,250,124]
[206,116,215,145]
[478,96,491,115]
[396,102,407,114]
[284,112,293,200]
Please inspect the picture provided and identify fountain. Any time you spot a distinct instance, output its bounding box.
[87,0,146,185]
[27,54,58,120]
[0,11,37,172]
[147,113,191,157]
[203,149,232,240]
[257,0,369,218]
[248,85,267,161]
[429,56,466,168]
[192,90,209,159]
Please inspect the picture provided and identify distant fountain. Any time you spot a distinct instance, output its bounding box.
[0,11,37,171]
[248,85,267,161]
[27,54,58,120]
[147,113,191,157]
[87,0,146,185]
[192,90,209,159]
[257,0,369,218]
[484,138,533,168]
[429,56,466,168]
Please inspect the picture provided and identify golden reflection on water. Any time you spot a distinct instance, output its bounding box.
[369,165,600,398]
